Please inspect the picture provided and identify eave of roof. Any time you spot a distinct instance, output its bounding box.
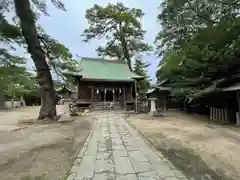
[146,88,156,94]
[80,78,135,82]
[146,86,171,94]
[222,83,240,92]
[62,71,83,77]
[158,86,171,91]
[56,85,76,93]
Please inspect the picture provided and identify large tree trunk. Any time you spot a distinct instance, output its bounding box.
[119,25,132,71]
[14,0,57,120]
[120,36,132,71]
[20,95,26,107]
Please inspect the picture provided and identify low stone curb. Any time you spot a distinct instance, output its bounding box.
[66,118,99,180]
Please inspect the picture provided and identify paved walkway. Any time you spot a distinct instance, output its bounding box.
[67,112,188,180]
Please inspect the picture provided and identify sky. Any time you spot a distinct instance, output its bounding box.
[21,0,161,83]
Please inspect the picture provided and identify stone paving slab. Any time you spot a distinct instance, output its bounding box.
[67,112,188,180]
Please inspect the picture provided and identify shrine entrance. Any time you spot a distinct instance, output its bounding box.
[99,88,114,102]
[106,90,113,102]
[100,90,104,101]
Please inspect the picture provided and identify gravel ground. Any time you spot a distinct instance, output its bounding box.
[126,111,240,180]
[0,106,95,180]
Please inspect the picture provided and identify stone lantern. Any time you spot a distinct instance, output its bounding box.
[148,97,157,116]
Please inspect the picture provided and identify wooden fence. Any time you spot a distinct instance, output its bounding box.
[210,107,228,122]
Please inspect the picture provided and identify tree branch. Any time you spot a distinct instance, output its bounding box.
[101,38,118,57]
[186,0,218,24]
[83,19,117,42]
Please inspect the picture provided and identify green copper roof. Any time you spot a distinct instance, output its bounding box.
[65,57,143,82]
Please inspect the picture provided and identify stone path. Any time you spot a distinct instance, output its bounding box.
[67,112,188,180]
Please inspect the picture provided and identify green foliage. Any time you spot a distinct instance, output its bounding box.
[37,28,79,79]
[0,0,77,111]
[156,0,240,102]
[0,65,38,98]
[0,0,76,89]
[133,57,150,97]
[82,3,152,71]
[0,13,21,41]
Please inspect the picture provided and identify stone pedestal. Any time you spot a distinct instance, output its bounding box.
[149,98,157,116]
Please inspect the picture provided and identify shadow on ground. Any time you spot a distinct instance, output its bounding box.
[153,133,233,180]
[130,123,235,180]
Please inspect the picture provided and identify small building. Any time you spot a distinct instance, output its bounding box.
[64,58,143,110]
[209,83,240,124]
[146,85,171,111]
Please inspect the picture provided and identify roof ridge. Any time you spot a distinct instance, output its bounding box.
[81,57,126,64]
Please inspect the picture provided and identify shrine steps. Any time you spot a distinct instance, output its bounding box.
[92,102,122,110]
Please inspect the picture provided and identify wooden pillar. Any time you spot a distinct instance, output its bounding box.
[134,80,138,112]
[183,100,187,112]
[104,88,106,104]
[75,77,80,100]
[91,86,94,109]
[113,88,115,102]
[164,97,166,111]
[210,107,213,119]
[224,108,228,122]
[236,91,240,124]
[130,84,133,100]
[237,91,240,113]
[216,108,218,120]
[123,87,126,110]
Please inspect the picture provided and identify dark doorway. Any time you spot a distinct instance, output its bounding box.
[106,90,113,101]
[100,90,104,101]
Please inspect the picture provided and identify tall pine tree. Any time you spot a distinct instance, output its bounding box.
[133,57,150,98]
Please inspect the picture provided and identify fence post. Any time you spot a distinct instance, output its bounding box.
[224,108,228,122]
[210,107,212,119]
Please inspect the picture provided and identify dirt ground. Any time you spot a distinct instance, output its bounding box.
[0,106,95,180]
[126,111,240,180]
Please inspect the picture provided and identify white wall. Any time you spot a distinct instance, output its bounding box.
[4,101,22,109]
